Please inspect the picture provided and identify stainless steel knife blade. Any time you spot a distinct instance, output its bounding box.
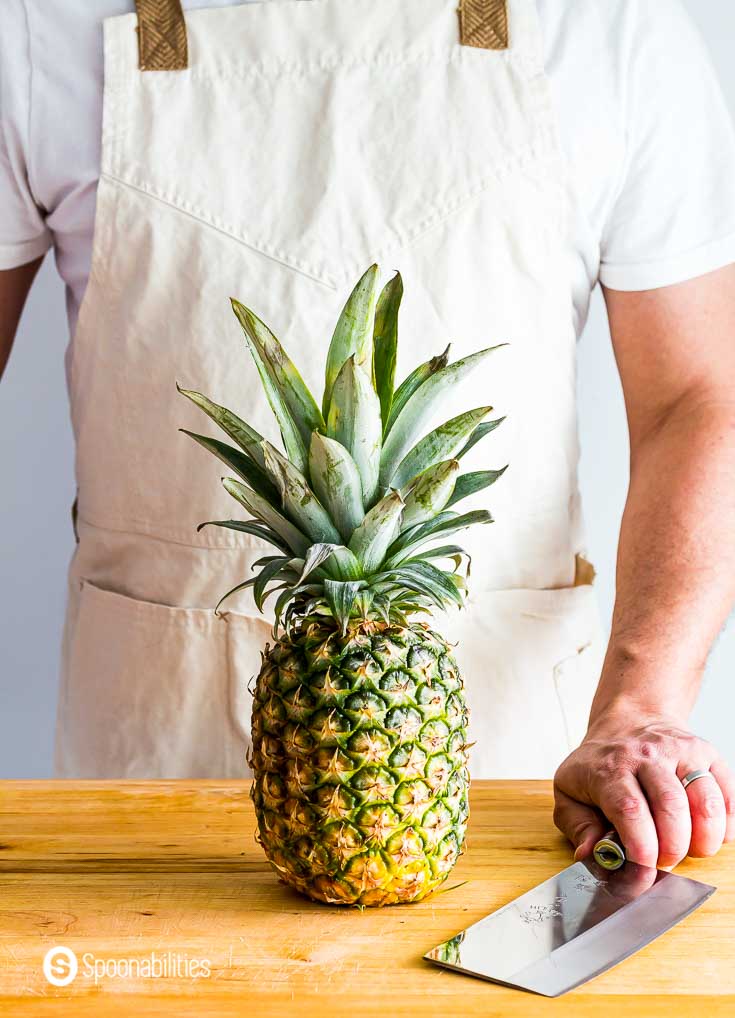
[424,856,715,997]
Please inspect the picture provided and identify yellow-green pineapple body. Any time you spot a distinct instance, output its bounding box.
[251,619,469,905]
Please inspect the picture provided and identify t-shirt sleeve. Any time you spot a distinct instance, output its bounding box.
[0,0,54,270]
[599,0,735,291]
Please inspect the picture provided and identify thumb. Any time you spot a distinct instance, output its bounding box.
[573,822,607,862]
[553,788,607,861]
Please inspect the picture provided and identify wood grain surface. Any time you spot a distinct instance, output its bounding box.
[0,780,732,1016]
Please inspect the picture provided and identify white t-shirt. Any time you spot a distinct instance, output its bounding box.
[2,0,735,340]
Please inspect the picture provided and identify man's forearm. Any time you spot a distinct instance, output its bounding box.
[0,257,44,380]
[555,275,735,867]
[588,395,735,726]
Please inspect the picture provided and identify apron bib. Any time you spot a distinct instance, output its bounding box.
[56,0,607,779]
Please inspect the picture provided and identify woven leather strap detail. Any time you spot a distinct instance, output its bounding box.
[457,0,509,50]
[135,0,188,71]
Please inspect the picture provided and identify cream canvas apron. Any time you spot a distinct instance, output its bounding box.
[55,0,607,779]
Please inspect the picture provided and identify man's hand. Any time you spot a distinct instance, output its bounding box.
[554,706,735,869]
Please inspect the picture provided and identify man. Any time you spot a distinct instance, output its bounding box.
[1,0,734,872]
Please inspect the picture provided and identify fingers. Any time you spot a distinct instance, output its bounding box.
[678,765,727,857]
[596,772,659,867]
[710,759,735,842]
[552,787,607,861]
[636,762,691,869]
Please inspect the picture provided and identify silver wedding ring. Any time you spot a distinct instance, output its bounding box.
[681,768,712,789]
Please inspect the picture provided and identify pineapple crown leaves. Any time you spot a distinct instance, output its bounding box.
[178,263,509,634]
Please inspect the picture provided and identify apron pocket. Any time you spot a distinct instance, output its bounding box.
[60,578,271,778]
[439,583,607,779]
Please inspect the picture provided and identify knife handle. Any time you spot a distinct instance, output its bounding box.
[592,830,626,870]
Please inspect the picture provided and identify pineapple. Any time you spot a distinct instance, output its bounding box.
[178,264,508,906]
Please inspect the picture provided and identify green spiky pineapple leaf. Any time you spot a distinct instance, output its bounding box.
[180,430,280,505]
[230,298,324,442]
[383,560,464,610]
[261,441,342,546]
[326,355,382,507]
[447,465,509,507]
[348,489,405,574]
[177,384,267,467]
[253,557,293,612]
[457,416,506,459]
[296,543,343,585]
[391,406,493,491]
[196,519,291,554]
[372,270,403,429]
[214,577,257,616]
[401,459,459,530]
[385,509,494,568]
[222,477,310,556]
[324,579,365,634]
[379,345,506,486]
[322,263,380,419]
[383,345,449,438]
[230,299,314,472]
[308,432,365,542]
[321,545,363,582]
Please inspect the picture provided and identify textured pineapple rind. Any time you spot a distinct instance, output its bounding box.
[250,619,470,907]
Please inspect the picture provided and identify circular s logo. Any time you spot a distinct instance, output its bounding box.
[42,946,78,987]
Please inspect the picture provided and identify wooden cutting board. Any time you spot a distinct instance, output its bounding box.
[0,780,732,1016]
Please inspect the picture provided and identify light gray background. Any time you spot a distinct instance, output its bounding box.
[1,1,734,777]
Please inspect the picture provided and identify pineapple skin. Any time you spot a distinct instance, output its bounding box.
[250,618,470,906]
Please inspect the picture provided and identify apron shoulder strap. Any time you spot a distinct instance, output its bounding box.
[458,0,509,51]
[135,0,188,71]
[132,0,509,69]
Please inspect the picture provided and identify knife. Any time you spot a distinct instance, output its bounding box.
[424,830,716,997]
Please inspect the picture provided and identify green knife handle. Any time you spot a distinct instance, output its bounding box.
[592,830,626,870]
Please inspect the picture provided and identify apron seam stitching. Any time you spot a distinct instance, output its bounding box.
[76,575,267,626]
[76,510,268,551]
[101,171,339,290]
[370,145,561,257]
[552,641,594,752]
[181,48,465,82]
